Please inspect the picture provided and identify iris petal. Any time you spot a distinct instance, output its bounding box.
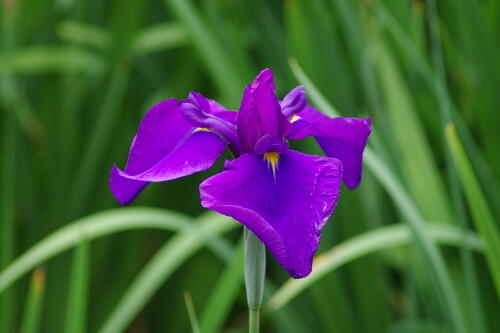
[110,99,227,205]
[238,69,290,153]
[281,85,306,118]
[288,105,371,189]
[200,150,342,278]
[181,92,240,152]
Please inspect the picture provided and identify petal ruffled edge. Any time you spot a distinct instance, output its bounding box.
[199,150,343,278]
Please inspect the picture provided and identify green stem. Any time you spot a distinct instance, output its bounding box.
[249,308,260,333]
[244,227,266,333]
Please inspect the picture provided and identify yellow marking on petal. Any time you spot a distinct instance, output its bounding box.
[263,152,280,178]
[290,115,301,123]
[194,127,210,132]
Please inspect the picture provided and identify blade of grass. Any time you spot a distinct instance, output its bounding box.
[0,208,235,294]
[67,64,129,218]
[370,25,468,325]
[286,0,355,113]
[0,97,17,333]
[183,291,201,333]
[364,148,468,333]
[372,0,500,218]
[266,223,483,312]
[446,124,500,299]
[57,21,110,50]
[131,23,187,56]
[372,38,451,224]
[264,282,307,333]
[337,190,390,332]
[0,46,104,75]
[202,1,255,83]
[426,1,486,330]
[290,58,418,221]
[64,240,90,333]
[163,0,244,105]
[290,59,467,333]
[55,9,100,332]
[285,0,315,90]
[330,0,363,60]
[235,0,290,83]
[0,3,18,331]
[20,268,46,333]
[107,0,145,59]
[97,212,238,333]
[199,240,244,333]
[441,0,500,173]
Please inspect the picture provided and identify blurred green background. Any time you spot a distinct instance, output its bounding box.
[1,0,500,332]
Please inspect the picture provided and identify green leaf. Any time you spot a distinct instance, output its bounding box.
[131,23,187,55]
[446,123,500,299]
[372,38,451,224]
[372,0,500,217]
[0,74,18,333]
[98,212,238,333]
[0,208,232,295]
[199,240,244,333]
[64,241,90,333]
[183,291,201,333]
[163,0,245,105]
[0,46,104,74]
[289,60,467,333]
[266,223,482,312]
[20,268,46,333]
[67,64,129,218]
[57,21,110,49]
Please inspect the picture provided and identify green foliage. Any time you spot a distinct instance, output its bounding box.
[447,124,500,299]
[266,223,483,312]
[0,0,499,332]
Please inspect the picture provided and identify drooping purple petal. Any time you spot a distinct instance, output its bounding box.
[288,105,371,189]
[125,99,192,175]
[113,130,226,182]
[238,69,290,153]
[200,150,343,278]
[110,99,227,205]
[110,166,148,206]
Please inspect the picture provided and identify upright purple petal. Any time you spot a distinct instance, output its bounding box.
[237,86,264,153]
[200,150,342,278]
[288,105,371,189]
[238,69,290,153]
[110,99,227,205]
[110,166,148,206]
[280,86,306,118]
[181,92,240,152]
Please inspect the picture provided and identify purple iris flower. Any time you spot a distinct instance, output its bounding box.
[110,69,371,278]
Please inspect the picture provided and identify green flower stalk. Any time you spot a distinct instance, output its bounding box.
[244,227,266,333]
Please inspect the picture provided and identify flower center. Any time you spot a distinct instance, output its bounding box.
[263,152,280,178]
